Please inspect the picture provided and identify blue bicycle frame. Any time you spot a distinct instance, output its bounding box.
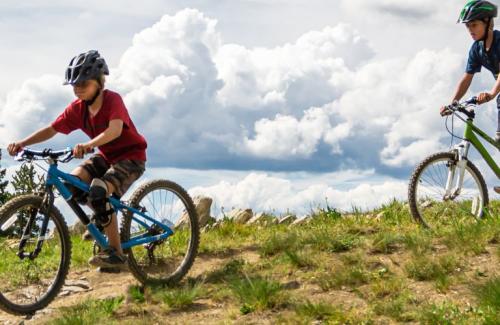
[45,162,174,250]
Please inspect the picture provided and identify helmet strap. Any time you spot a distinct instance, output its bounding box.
[84,87,102,107]
[482,18,492,52]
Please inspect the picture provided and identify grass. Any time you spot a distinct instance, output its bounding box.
[229,274,285,314]
[1,199,498,324]
[406,254,463,291]
[48,296,124,324]
[153,282,204,311]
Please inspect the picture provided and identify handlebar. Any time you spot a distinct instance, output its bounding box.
[15,147,94,163]
[444,96,477,120]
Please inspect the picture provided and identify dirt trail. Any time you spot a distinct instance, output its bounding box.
[0,244,498,324]
[0,249,261,324]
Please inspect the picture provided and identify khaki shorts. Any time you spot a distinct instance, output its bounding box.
[80,154,145,197]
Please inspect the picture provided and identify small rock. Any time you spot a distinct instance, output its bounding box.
[291,216,311,226]
[65,279,91,290]
[279,215,297,225]
[247,212,267,225]
[68,221,86,235]
[227,208,253,224]
[282,280,301,290]
[375,212,385,221]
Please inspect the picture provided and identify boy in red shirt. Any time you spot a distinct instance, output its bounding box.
[7,50,147,269]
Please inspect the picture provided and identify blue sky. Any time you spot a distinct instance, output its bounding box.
[0,1,498,215]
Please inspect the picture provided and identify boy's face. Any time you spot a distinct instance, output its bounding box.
[465,20,488,41]
[72,80,100,100]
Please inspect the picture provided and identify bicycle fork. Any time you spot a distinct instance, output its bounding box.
[17,188,54,260]
[444,142,470,200]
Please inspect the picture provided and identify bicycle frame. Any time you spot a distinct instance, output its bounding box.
[45,160,175,250]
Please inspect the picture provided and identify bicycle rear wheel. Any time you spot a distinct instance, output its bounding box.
[120,180,199,285]
[0,195,71,315]
[408,151,489,229]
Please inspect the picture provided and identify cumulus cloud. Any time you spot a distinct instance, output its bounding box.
[189,172,407,215]
[0,8,491,179]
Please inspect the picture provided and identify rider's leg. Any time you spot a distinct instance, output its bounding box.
[88,160,145,268]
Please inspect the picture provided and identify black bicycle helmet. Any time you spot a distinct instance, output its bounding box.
[63,50,109,86]
[458,0,497,23]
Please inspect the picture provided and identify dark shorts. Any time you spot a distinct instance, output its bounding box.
[80,154,145,197]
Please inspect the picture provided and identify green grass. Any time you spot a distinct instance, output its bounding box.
[294,300,345,322]
[229,275,285,314]
[153,282,204,311]
[405,254,462,291]
[48,296,123,325]
[474,277,500,324]
[1,199,497,323]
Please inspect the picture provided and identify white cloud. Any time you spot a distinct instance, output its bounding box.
[0,75,74,146]
[189,172,407,215]
[1,7,496,193]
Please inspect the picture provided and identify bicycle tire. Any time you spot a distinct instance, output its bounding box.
[408,151,489,228]
[120,180,199,285]
[0,195,71,315]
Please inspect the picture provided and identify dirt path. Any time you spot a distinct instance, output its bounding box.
[0,249,261,324]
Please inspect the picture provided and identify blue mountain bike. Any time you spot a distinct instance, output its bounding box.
[0,148,199,315]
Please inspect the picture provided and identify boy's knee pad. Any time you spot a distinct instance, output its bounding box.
[88,178,113,227]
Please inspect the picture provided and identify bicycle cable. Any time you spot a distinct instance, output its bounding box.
[445,112,466,145]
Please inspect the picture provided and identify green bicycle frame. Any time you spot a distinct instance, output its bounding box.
[463,120,500,178]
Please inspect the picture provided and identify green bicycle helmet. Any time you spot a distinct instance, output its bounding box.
[458,0,497,23]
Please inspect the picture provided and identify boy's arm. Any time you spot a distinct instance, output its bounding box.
[440,73,474,116]
[7,126,58,155]
[452,73,474,102]
[477,71,500,103]
[73,120,123,158]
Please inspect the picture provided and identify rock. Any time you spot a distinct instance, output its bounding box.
[176,195,213,229]
[422,200,433,209]
[247,212,270,225]
[227,208,253,224]
[68,221,86,235]
[65,279,91,290]
[291,215,311,226]
[282,280,301,290]
[279,215,297,225]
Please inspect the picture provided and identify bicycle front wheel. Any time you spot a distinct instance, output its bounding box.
[0,195,71,315]
[408,152,489,229]
[121,180,199,285]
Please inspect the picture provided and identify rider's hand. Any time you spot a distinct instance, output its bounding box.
[440,105,453,116]
[73,143,92,159]
[7,141,25,156]
[477,92,494,104]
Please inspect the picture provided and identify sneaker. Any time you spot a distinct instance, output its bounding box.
[495,187,500,194]
[97,266,122,274]
[88,248,128,270]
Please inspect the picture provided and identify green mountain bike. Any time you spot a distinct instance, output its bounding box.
[408,97,499,228]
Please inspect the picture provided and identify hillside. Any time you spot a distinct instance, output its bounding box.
[1,200,499,324]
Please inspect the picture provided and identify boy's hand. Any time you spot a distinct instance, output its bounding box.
[73,143,92,158]
[440,105,453,116]
[7,142,24,156]
[477,92,494,104]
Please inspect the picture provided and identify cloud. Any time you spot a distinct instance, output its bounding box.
[1,8,494,184]
[189,172,407,215]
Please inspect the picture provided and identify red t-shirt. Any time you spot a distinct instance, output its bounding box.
[52,90,147,164]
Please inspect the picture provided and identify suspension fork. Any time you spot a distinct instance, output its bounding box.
[445,142,470,199]
[17,187,54,260]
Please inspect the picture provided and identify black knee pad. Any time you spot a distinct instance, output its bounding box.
[63,181,89,204]
[88,178,113,227]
